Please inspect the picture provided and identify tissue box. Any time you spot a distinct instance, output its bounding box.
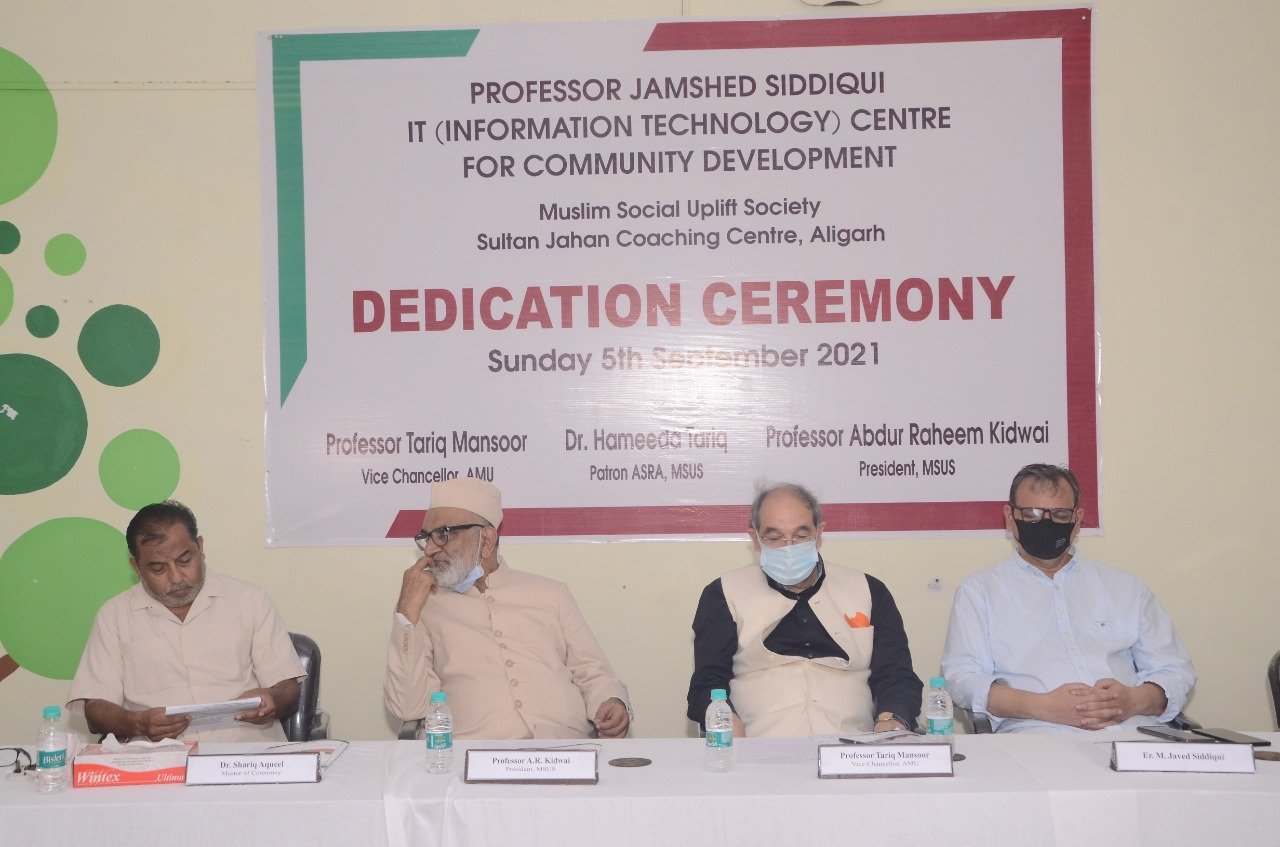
[72,741,198,788]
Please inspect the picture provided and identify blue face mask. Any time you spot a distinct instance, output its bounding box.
[759,540,819,586]
[449,564,485,593]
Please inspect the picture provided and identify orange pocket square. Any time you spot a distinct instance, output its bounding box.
[845,611,871,628]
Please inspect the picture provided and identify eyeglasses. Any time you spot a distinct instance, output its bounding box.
[414,523,484,551]
[1012,506,1078,524]
[759,530,815,548]
[0,747,33,774]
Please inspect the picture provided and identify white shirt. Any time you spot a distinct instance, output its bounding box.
[941,553,1196,732]
[67,571,305,742]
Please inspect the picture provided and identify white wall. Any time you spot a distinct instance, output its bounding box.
[1,0,1277,740]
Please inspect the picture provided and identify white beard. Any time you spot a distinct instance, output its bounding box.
[431,558,474,588]
[430,535,483,587]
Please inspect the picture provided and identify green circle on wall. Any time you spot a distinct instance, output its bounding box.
[0,518,136,680]
[0,353,87,493]
[0,266,12,326]
[45,233,86,276]
[77,304,160,387]
[0,48,58,205]
[25,304,59,338]
[99,429,181,509]
[0,221,19,254]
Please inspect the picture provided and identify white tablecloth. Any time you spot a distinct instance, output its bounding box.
[2,741,389,847]
[996,732,1280,844]
[5,733,1278,846]
[380,733,1280,847]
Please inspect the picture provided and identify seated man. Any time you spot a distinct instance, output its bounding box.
[687,482,922,737]
[68,501,304,742]
[386,477,631,738]
[941,463,1197,732]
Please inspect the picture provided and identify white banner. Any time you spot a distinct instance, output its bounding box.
[258,9,1098,545]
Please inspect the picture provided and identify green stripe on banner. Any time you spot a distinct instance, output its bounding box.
[271,29,479,405]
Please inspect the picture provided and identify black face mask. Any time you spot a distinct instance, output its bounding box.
[1014,518,1075,561]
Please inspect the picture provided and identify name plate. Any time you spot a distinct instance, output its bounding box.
[185,753,320,785]
[818,743,954,778]
[464,748,599,784]
[1111,742,1256,773]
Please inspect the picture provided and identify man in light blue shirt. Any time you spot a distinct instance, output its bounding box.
[941,464,1196,732]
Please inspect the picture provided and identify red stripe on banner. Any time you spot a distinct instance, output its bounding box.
[642,9,1089,51]
[388,501,1007,538]
[386,510,428,538]
[1058,11,1099,528]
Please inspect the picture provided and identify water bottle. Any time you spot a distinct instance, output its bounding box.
[704,688,735,772]
[424,691,453,774]
[36,706,68,794]
[924,676,954,737]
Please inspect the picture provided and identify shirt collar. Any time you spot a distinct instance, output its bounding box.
[1013,551,1078,581]
[128,569,225,617]
[765,556,826,600]
[475,555,509,591]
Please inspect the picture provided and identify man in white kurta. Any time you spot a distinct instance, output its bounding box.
[386,478,631,738]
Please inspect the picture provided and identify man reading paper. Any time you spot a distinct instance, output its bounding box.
[67,501,305,742]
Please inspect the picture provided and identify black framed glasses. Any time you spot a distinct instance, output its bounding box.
[0,747,34,774]
[414,523,484,551]
[1012,506,1078,524]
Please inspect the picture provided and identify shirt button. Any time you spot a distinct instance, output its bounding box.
[510,679,519,687]
[494,630,503,637]
[505,659,514,667]
[486,596,495,604]
[801,617,809,623]
[499,643,508,650]
[515,700,523,708]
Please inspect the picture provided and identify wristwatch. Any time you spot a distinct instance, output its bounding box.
[875,711,911,730]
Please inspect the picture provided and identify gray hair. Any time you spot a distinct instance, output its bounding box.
[1008,463,1080,507]
[750,482,823,531]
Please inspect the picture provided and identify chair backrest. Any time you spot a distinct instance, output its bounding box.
[281,632,321,742]
[956,706,993,734]
[1269,650,1280,730]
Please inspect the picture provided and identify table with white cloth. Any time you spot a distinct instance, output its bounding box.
[4,734,1279,847]
[380,733,1280,847]
[1,741,389,847]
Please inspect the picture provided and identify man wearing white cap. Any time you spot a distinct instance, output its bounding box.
[385,477,632,738]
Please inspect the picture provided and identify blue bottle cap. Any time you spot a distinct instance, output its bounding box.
[43,706,61,720]
[430,691,447,704]
[710,689,727,701]
[930,677,946,688]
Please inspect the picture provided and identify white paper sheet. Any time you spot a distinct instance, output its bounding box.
[164,697,261,731]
